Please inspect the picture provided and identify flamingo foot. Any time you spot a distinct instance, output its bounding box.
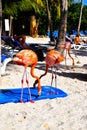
[63,65,69,70]
[77,60,81,64]
[71,64,75,69]
[48,91,53,95]
[55,91,58,94]
[20,99,24,103]
[71,66,74,69]
[48,90,58,95]
[30,99,34,103]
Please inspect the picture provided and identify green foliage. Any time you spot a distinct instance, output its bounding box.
[3,2,18,17]
[38,7,48,35]
[2,0,87,35]
[3,0,43,18]
[18,0,43,14]
[67,3,87,34]
[18,0,33,11]
[34,0,44,7]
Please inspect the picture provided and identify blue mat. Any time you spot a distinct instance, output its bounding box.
[0,86,68,104]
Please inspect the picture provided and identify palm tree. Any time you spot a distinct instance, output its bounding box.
[46,0,61,42]
[55,0,68,49]
[46,0,53,42]
[55,0,75,48]
[77,0,84,34]
[3,0,43,36]
[0,0,2,37]
[19,0,43,37]
[0,0,2,61]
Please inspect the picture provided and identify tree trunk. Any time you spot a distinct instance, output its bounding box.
[0,0,2,59]
[0,0,2,38]
[9,16,13,36]
[30,15,38,37]
[55,0,68,49]
[46,0,53,42]
[77,0,84,34]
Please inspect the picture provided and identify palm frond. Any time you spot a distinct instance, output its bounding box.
[18,0,33,11]
[3,2,18,16]
[34,0,44,7]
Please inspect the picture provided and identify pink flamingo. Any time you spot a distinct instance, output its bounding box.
[59,42,75,68]
[33,50,65,91]
[13,49,42,102]
[47,42,75,68]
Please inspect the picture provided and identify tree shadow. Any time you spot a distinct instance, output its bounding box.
[58,72,87,82]
[7,60,87,82]
[35,62,87,82]
[71,49,87,56]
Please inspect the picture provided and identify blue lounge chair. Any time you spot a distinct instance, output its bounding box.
[1,55,12,76]
[80,30,85,36]
[84,30,87,35]
[72,30,77,35]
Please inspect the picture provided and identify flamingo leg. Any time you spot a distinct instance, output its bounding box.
[55,67,57,88]
[62,48,68,69]
[25,70,34,103]
[49,66,54,94]
[51,66,54,86]
[74,50,80,64]
[50,66,58,95]
[54,66,58,94]
[68,50,75,68]
[20,67,26,103]
[65,50,67,68]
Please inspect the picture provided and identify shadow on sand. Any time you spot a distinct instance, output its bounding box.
[34,62,87,82]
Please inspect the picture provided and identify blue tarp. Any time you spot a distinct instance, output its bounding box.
[0,86,68,104]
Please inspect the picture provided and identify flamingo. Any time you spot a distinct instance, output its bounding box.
[59,42,75,68]
[33,50,65,92]
[47,42,75,68]
[13,49,41,103]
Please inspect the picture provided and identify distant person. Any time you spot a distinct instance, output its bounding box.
[74,34,83,45]
[65,35,73,44]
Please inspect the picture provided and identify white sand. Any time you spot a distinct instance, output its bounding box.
[0,49,87,130]
[25,36,50,44]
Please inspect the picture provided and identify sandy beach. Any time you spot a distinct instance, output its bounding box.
[0,49,87,130]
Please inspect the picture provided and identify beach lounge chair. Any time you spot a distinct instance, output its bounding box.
[1,46,19,76]
[1,36,23,50]
[71,43,87,50]
[80,30,85,36]
[1,55,12,76]
[1,37,20,76]
[1,35,49,75]
[72,30,77,35]
[84,30,87,35]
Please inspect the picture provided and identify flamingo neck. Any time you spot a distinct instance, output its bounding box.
[30,64,41,92]
[40,64,49,79]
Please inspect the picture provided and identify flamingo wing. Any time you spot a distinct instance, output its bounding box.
[13,49,38,67]
[45,50,64,66]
